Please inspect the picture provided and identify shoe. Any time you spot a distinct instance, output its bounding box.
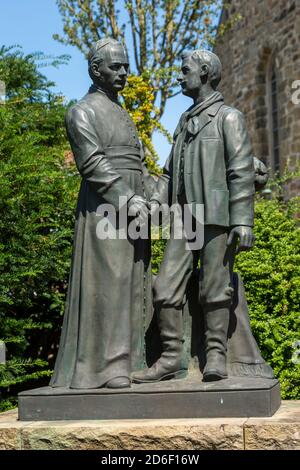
[202,353,228,381]
[132,306,185,383]
[105,376,130,389]
[202,307,229,382]
[132,363,186,383]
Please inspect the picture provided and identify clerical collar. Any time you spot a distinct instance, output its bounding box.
[89,84,120,103]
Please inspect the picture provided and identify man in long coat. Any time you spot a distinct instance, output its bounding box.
[133,49,256,383]
[50,38,154,389]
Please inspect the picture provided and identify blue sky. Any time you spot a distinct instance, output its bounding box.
[0,0,198,163]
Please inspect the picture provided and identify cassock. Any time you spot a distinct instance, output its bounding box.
[50,85,154,388]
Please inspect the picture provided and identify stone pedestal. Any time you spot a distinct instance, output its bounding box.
[18,376,280,421]
[0,401,299,450]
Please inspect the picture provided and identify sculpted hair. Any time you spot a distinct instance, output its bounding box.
[183,49,222,89]
[88,38,121,80]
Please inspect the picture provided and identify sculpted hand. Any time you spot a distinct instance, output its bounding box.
[150,200,160,218]
[128,195,150,226]
[227,226,255,253]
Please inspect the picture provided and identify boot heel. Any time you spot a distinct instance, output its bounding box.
[174,369,187,379]
[163,369,187,381]
[203,370,227,382]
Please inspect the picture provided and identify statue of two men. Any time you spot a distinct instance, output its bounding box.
[50,38,271,390]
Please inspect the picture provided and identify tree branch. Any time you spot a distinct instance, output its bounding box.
[173,1,200,57]
[126,1,141,72]
[150,0,160,69]
[135,0,147,70]
[78,0,100,41]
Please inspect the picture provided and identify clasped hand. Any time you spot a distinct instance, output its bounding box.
[128,195,150,226]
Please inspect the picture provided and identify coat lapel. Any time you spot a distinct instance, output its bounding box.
[207,101,225,117]
[187,101,224,136]
[174,94,224,139]
[187,112,212,135]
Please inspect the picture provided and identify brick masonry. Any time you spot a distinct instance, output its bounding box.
[215,0,300,196]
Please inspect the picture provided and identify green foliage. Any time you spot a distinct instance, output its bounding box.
[54,0,232,119]
[121,73,170,175]
[151,238,166,276]
[0,46,79,409]
[235,193,300,399]
[0,45,69,101]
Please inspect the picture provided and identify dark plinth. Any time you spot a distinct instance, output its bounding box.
[18,376,281,421]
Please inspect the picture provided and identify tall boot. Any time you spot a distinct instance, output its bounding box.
[202,306,230,382]
[132,307,185,383]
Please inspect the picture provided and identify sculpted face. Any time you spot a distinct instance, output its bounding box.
[177,55,203,99]
[91,44,129,94]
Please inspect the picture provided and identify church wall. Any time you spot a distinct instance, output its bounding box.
[215,0,300,195]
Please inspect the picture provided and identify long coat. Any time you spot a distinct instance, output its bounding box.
[50,85,154,389]
[152,92,255,227]
[149,93,273,379]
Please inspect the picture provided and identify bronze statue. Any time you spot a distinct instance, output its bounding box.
[133,50,272,383]
[50,41,273,391]
[18,44,279,421]
[50,38,155,390]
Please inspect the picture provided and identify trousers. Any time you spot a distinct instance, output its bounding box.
[154,222,235,309]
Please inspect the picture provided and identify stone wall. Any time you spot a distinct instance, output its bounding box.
[215,0,300,195]
[0,402,299,450]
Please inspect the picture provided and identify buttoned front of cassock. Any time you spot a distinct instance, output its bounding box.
[50,86,154,389]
